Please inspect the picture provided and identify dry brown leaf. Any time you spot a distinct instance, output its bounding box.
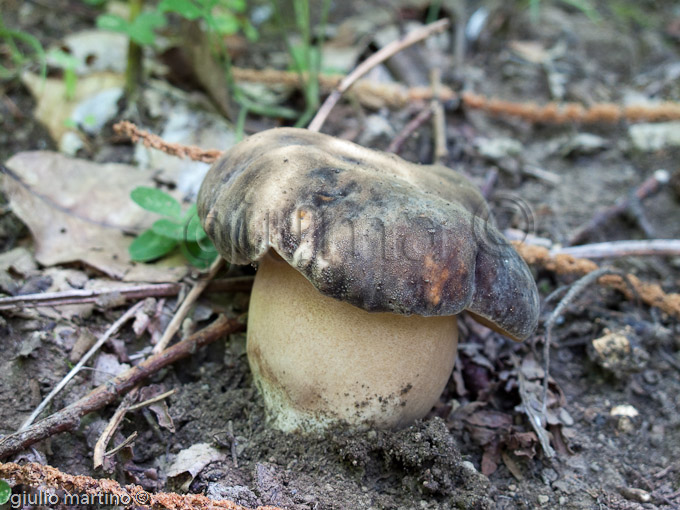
[4,151,188,281]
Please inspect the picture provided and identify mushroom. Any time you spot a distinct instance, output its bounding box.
[198,127,539,432]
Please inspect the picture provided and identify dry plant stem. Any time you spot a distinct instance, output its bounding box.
[554,239,680,259]
[230,67,680,122]
[93,387,140,469]
[18,301,146,432]
[516,359,555,459]
[113,121,223,163]
[568,170,670,245]
[307,18,450,132]
[0,277,254,311]
[0,461,282,510]
[386,105,433,154]
[513,241,680,319]
[128,389,176,411]
[542,268,632,415]
[461,91,680,123]
[153,256,224,353]
[104,431,138,457]
[0,315,244,460]
[430,68,448,164]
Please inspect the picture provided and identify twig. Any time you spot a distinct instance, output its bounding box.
[541,268,634,414]
[0,277,253,311]
[515,358,555,459]
[93,387,140,469]
[18,301,146,432]
[430,68,448,164]
[0,461,281,510]
[153,256,224,353]
[113,121,223,164]
[104,431,138,458]
[568,170,670,245]
[307,18,451,132]
[386,105,433,154]
[128,388,177,411]
[0,315,244,460]
[461,92,680,123]
[513,241,680,319]
[553,239,680,259]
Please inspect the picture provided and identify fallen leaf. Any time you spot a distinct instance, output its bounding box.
[4,151,188,281]
[166,443,226,491]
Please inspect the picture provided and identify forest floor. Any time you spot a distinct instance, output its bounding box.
[1,1,680,509]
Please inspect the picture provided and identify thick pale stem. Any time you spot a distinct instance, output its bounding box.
[246,252,458,432]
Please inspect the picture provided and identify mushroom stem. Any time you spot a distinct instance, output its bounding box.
[247,252,459,432]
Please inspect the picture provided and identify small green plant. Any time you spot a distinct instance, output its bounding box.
[129,186,217,267]
[96,9,167,46]
[0,15,46,81]
[0,479,10,505]
[46,48,80,99]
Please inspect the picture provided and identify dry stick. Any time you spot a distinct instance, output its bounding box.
[541,268,633,415]
[18,301,146,432]
[430,67,448,164]
[568,169,670,246]
[152,256,224,353]
[553,239,680,259]
[0,315,244,460]
[307,18,450,132]
[113,121,223,164]
[93,387,140,469]
[513,241,680,320]
[128,388,177,411]
[0,461,280,510]
[386,105,433,154]
[0,277,254,311]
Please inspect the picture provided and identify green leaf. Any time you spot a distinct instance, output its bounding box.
[130,187,182,218]
[46,48,80,70]
[128,11,166,45]
[82,0,108,5]
[129,230,178,261]
[212,12,239,35]
[151,218,185,240]
[183,205,208,241]
[181,241,217,268]
[0,479,11,505]
[159,0,204,20]
[96,13,130,33]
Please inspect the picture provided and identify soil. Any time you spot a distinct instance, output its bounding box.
[1,1,680,509]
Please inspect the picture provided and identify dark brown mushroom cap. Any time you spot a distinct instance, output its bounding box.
[198,128,539,341]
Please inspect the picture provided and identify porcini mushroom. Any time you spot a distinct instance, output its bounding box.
[198,128,539,432]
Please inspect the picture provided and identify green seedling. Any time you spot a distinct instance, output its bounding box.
[0,16,46,82]
[96,10,167,46]
[0,479,10,505]
[159,0,258,40]
[46,48,80,99]
[129,186,217,267]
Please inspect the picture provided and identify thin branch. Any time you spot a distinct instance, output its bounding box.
[553,239,680,259]
[307,18,450,132]
[568,170,670,245]
[153,256,224,353]
[513,241,680,319]
[386,105,433,154]
[113,121,223,163]
[18,301,146,432]
[103,431,138,458]
[128,388,176,411]
[93,387,140,469]
[430,68,448,164]
[0,277,253,311]
[0,315,244,460]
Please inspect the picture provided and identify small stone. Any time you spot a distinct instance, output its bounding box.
[460,461,477,473]
[538,495,550,504]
